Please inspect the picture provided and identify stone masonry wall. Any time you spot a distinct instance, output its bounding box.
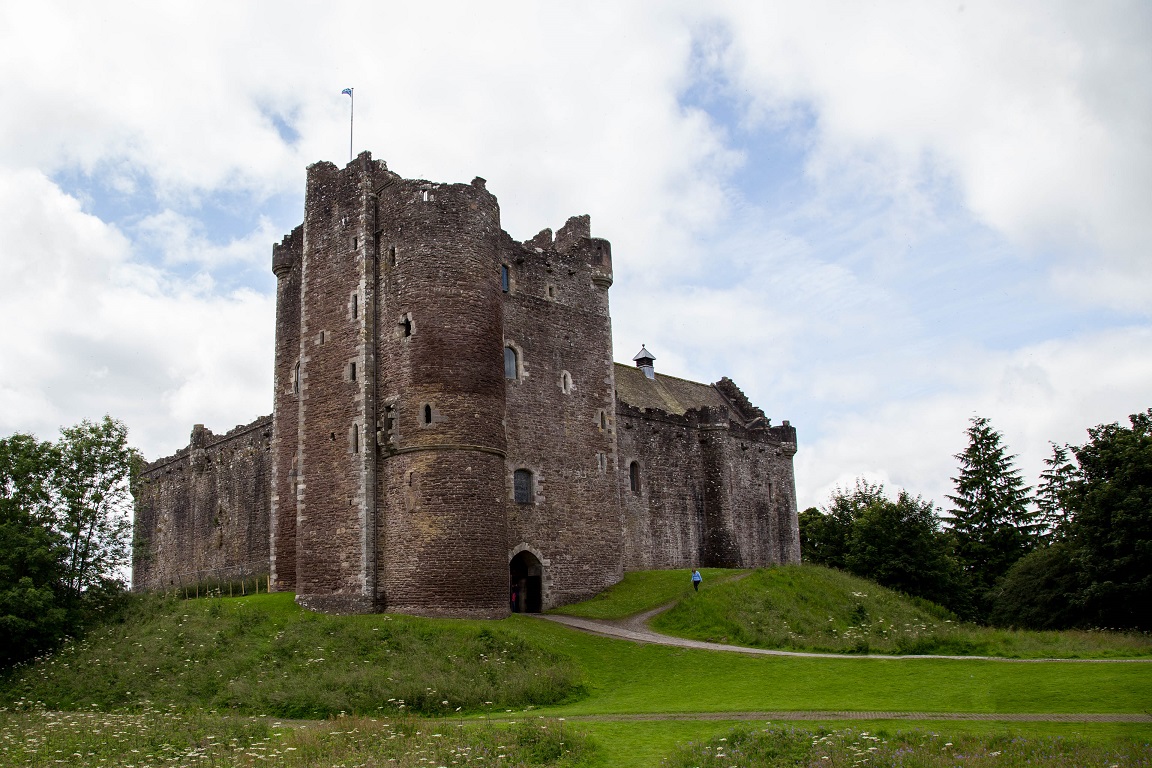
[374,173,510,618]
[616,403,800,570]
[502,216,623,609]
[133,417,272,591]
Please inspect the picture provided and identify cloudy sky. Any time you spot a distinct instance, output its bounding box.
[1,1,1149,511]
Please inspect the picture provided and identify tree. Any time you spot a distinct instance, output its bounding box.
[53,416,141,598]
[1,416,141,667]
[946,416,1038,612]
[989,542,1082,630]
[0,434,69,665]
[1062,408,1152,630]
[799,479,886,569]
[1034,442,1077,541]
[846,490,968,614]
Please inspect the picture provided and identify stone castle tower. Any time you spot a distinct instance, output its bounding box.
[133,152,801,617]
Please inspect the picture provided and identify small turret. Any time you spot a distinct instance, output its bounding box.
[633,345,656,379]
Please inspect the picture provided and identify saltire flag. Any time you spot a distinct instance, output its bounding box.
[342,88,353,96]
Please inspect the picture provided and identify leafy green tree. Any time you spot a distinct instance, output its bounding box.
[846,490,968,614]
[1,417,141,667]
[799,479,886,568]
[1063,408,1152,630]
[0,434,69,665]
[946,416,1038,612]
[53,416,142,599]
[989,542,1082,629]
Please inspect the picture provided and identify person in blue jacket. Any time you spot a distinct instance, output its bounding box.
[691,569,702,591]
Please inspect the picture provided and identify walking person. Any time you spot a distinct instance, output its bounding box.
[691,568,702,592]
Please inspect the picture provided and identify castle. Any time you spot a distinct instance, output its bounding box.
[132,152,800,617]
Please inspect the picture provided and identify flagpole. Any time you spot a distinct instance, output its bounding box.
[342,87,354,161]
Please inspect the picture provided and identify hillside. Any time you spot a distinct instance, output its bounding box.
[647,565,1152,658]
[0,592,582,718]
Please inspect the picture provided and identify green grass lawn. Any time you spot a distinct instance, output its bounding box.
[503,615,1152,717]
[4,574,1151,766]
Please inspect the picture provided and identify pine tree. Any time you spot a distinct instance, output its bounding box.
[1034,442,1077,541]
[946,416,1038,612]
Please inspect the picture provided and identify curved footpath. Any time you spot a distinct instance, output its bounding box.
[539,607,1152,663]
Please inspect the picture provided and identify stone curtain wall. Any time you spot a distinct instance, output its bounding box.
[616,404,800,570]
[133,417,272,591]
[502,216,624,609]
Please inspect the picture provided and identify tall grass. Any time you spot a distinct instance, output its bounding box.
[651,566,1152,658]
[0,592,583,717]
[0,704,591,767]
[662,724,1152,767]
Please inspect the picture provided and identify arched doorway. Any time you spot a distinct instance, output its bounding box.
[509,550,543,613]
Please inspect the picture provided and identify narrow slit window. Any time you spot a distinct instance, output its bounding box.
[352,293,358,319]
[293,361,301,395]
[599,411,608,431]
[504,346,518,380]
[389,246,397,266]
[560,370,572,394]
[350,362,357,382]
[629,461,641,495]
[352,424,359,454]
[423,404,432,424]
[513,469,534,504]
[501,264,510,293]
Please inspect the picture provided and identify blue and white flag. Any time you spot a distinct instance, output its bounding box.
[341,88,353,96]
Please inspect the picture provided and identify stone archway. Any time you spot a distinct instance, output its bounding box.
[509,550,543,613]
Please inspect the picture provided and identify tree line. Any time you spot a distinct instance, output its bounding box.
[800,409,1152,631]
[0,416,141,666]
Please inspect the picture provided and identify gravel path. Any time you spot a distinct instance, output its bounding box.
[540,610,1152,663]
[556,711,1152,723]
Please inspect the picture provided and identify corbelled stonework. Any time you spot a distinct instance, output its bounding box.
[133,152,800,616]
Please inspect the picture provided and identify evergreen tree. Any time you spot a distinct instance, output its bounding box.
[1034,442,1077,541]
[946,416,1038,612]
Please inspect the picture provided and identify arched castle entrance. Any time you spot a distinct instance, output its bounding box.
[509,550,543,613]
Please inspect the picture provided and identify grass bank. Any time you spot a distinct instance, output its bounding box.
[0,592,582,718]
[641,565,1152,658]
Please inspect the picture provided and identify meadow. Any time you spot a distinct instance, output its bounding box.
[2,567,1150,766]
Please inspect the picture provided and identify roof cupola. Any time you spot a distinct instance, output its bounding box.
[633,345,656,379]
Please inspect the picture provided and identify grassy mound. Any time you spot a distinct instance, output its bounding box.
[549,568,741,620]
[649,565,1152,658]
[0,592,583,718]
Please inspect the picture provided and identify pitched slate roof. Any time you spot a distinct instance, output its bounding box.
[613,363,732,416]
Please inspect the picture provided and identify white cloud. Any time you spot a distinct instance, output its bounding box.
[0,169,271,458]
[795,326,1152,510]
[710,0,1152,311]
